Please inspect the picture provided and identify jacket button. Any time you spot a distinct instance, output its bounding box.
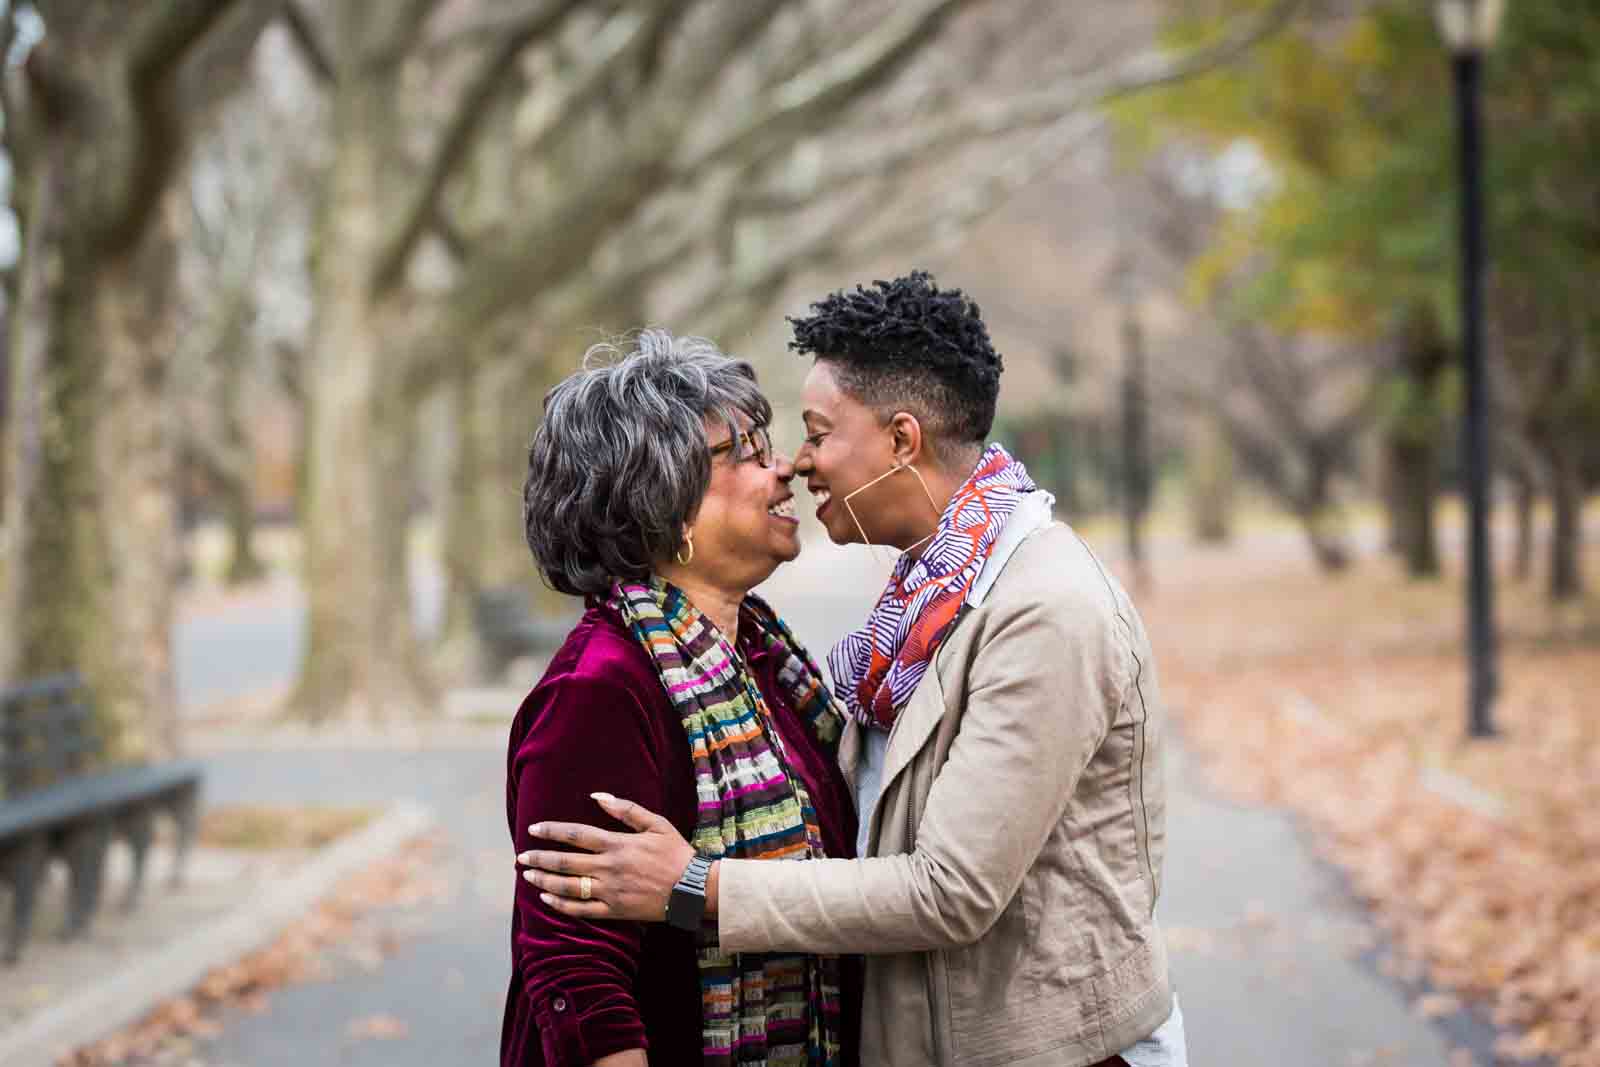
[552,997,568,1012]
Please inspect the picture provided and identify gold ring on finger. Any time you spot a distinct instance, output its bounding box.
[579,875,592,901]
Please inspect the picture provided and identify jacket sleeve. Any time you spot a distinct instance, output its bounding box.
[717,591,1130,954]
[510,672,664,1064]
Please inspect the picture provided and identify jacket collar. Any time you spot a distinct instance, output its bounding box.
[845,491,1058,822]
[967,490,1056,607]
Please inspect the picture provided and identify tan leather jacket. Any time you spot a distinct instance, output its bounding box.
[720,502,1171,1066]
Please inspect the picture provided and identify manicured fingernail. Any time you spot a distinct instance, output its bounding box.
[517,852,531,864]
[540,893,556,905]
[591,792,615,803]
[523,870,535,882]
[528,823,542,836]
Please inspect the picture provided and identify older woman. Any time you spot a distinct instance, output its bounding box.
[502,332,859,1067]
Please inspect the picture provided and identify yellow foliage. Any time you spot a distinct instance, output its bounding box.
[1114,4,1447,337]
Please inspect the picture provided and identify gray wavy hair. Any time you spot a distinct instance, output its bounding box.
[523,329,772,597]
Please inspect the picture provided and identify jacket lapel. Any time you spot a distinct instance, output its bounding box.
[874,663,948,804]
[837,716,862,795]
[867,494,1060,833]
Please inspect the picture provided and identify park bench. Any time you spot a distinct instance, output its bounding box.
[0,673,203,964]
[473,587,575,680]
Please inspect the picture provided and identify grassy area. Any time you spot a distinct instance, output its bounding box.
[197,805,379,851]
[1073,492,1600,556]
[1136,520,1599,1065]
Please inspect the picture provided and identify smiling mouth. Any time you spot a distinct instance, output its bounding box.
[768,497,797,520]
[810,488,832,517]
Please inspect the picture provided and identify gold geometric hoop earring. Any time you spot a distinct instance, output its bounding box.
[675,529,695,566]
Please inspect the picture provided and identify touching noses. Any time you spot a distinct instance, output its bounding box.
[791,443,814,477]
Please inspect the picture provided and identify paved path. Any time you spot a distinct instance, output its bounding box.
[191,747,508,1067]
[172,535,1469,1066]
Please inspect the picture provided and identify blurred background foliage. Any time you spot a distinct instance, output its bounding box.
[0,0,1592,745]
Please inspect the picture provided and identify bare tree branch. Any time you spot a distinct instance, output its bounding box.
[420,0,600,58]
[1230,325,1317,449]
[370,0,587,296]
[127,0,246,84]
[506,9,653,168]
[674,112,1101,340]
[280,0,335,85]
[766,0,1303,205]
[421,3,790,341]
[682,0,992,174]
[102,0,245,254]
[366,0,448,69]
[403,174,718,402]
[655,0,788,119]
[179,3,280,118]
[406,0,1278,412]
[635,0,697,85]
[1088,0,1303,101]
[433,206,470,263]
[0,2,26,176]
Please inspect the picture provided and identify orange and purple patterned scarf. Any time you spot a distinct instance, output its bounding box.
[828,443,1037,731]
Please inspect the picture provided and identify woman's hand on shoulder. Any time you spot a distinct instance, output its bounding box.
[519,793,698,923]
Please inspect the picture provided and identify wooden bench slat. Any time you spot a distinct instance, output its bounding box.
[0,761,203,840]
[3,675,101,799]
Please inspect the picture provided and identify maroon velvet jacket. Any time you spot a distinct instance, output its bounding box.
[502,601,860,1066]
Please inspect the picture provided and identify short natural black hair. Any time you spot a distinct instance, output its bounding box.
[523,330,770,597]
[787,270,1002,452]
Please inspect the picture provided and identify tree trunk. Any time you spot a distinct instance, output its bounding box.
[1510,467,1535,583]
[505,360,577,620]
[1386,437,1440,578]
[221,465,265,585]
[1547,448,1583,601]
[1384,307,1448,578]
[438,361,486,663]
[1379,443,1404,554]
[1299,509,1352,572]
[292,72,429,722]
[1186,416,1234,544]
[2,149,182,760]
[437,357,543,679]
[209,305,265,585]
[1298,461,1351,572]
[0,316,9,517]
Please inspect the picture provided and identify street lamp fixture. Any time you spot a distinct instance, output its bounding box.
[1435,0,1505,53]
[1435,0,1504,739]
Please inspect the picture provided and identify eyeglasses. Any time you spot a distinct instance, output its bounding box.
[709,425,774,468]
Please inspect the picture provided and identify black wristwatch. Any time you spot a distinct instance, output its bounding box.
[665,854,713,931]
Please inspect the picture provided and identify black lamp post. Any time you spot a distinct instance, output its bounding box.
[1436,0,1504,739]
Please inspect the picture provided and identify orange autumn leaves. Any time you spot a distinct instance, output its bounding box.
[1138,534,1600,1067]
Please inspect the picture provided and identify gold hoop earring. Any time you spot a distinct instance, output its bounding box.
[675,530,695,566]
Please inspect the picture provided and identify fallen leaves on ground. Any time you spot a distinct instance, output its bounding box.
[345,1013,410,1041]
[58,831,447,1066]
[1136,533,1600,1067]
[1416,993,1464,1019]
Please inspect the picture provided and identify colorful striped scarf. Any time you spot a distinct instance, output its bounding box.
[608,577,844,1067]
[829,443,1038,731]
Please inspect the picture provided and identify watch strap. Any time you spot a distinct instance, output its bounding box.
[665,854,713,931]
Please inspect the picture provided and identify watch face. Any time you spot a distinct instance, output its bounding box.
[666,885,707,931]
